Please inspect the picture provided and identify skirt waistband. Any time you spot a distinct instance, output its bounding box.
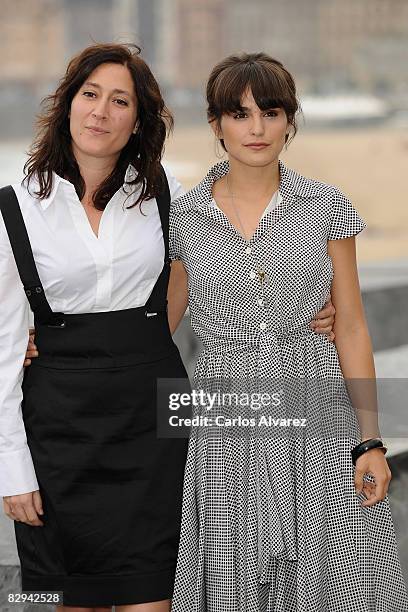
[33,306,177,368]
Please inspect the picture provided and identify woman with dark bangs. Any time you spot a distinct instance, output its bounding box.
[0,43,191,612]
[169,53,408,611]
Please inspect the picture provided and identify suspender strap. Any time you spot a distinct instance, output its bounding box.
[155,165,170,264]
[145,166,171,314]
[0,185,65,326]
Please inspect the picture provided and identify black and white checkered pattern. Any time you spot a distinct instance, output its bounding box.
[169,160,408,611]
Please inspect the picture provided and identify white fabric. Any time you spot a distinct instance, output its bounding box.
[0,163,184,496]
[210,189,282,220]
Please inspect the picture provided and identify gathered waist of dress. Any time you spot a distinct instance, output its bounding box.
[201,324,320,356]
[32,306,178,369]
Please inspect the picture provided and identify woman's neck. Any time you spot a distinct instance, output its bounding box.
[72,145,119,197]
[225,157,280,200]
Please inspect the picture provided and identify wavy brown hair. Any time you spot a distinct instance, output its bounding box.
[206,52,300,150]
[24,43,173,209]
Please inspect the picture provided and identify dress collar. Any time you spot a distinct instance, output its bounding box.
[210,186,283,220]
[171,158,322,217]
[173,159,317,243]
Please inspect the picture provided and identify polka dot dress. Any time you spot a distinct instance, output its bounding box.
[169,160,408,611]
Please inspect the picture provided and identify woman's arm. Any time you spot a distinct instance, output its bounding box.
[328,235,391,506]
[167,260,188,335]
[0,212,44,525]
[328,235,380,439]
[0,222,39,497]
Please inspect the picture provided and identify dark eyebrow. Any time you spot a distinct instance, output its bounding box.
[83,81,132,97]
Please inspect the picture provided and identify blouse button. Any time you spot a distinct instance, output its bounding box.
[258,298,264,307]
[259,322,267,330]
[245,246,252,254]
[249,270,256,279]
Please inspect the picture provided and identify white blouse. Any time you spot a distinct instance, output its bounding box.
[0,164,184,496]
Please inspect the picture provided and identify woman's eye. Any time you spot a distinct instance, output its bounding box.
[82,92,128,106]
[265,110,278,117]
[233,113,247,119]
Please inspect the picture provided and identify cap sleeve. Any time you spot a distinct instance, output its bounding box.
[328,187,367,240]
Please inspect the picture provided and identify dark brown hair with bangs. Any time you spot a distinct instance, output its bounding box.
[24,43,173,209]
[206,52,300,150]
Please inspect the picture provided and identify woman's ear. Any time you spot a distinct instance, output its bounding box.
[209,119,222,140]
[132,119,139,134]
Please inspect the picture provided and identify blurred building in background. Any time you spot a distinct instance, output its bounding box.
[148,0,408,107]
[1,0,408,135]
[0,0,65,135]
[62,0,116,58]
[317,0,408,96]
[172,0,224,90]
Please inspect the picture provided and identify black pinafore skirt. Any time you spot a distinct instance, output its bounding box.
[18,307,188,607]
[0,176,189,607]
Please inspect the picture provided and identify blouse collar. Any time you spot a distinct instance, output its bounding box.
[25,163,138,211]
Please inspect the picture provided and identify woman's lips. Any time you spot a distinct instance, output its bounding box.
[86,127,109,136]
[245,143,269,150]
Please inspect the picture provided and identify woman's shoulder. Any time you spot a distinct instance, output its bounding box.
[0,179,26,246]
[9,178,32,200]
[170,160,229,216]
[0,177,34,216]
[280,163,366,237]
[170,180,207,215]
[279,161,344,201]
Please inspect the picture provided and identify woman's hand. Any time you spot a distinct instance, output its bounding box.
[3,490,44,526]
[24,328,38,366]
[354,449,392,507]
[309,294,336,342]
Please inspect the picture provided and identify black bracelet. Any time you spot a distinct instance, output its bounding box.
[351,438,387,466]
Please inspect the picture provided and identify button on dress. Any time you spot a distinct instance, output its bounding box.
[169,160,408,611]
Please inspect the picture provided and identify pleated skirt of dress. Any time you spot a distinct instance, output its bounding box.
[171,335,408,612]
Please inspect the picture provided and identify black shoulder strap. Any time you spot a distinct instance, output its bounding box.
[155,165,170,264]
[144,166,171,313]
[0,185,64,326]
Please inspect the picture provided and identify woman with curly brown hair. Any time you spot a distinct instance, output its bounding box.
[0,43,190,612]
